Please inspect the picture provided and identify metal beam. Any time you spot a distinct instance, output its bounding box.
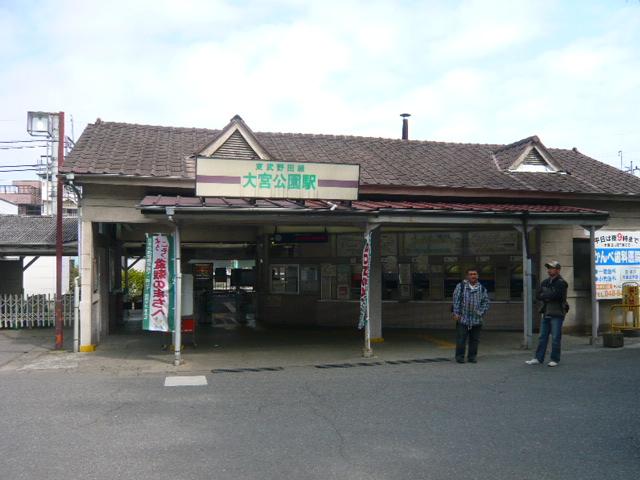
[126,256,143,270]
[22,256,40,271]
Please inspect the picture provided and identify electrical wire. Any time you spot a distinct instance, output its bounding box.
[0,139,49,143]
[0,164,40,168]
[0,144,48,150]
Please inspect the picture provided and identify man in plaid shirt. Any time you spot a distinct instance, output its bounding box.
[452,268,491,363]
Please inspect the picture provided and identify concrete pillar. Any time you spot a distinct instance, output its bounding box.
[369,226,383,342]
[79,220,96,351]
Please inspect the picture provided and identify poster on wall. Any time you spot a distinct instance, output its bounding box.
[143,233,175,332]
[468,231,519,255]
[337,234,364,257]
[412,255,429,273]
[381,233,397,256]
[405,232,463,255]
[594,230,640,299]
[428,232,463,254]
[404,232,430,256]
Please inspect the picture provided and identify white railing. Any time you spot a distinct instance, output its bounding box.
[0,293,74,329]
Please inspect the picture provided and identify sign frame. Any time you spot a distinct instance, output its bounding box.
[196,156,360,201]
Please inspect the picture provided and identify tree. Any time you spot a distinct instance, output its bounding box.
[123,269,145,302]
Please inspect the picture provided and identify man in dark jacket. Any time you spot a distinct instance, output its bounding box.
[526,260,569,367]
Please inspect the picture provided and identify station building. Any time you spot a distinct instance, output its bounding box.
[62,115,640,351]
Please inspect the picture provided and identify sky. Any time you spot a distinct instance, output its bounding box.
[1,0,640,182]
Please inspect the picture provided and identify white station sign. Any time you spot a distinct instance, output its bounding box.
[196,157,359,201]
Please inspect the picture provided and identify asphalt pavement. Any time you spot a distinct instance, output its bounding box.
[0,332,638,480]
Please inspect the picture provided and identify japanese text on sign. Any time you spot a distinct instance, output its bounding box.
[143,234,175,332]
[242,162,317,191]
[594,230,640,299]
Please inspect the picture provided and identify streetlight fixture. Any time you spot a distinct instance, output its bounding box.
[27,111,57,137]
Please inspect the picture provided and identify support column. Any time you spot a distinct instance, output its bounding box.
[173,223,182,366]
[515,223,534,349]
[589,226,599,344]
[79,219,96,351]
[255,233,270,325]
[369,226,383,342]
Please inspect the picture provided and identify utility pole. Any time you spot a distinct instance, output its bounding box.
[55,112,65,350]
[27,111,65,350]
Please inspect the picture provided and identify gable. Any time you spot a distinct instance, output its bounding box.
[508,144,563,173]
[212,130,260,160]
[513,148,555,172]
[198,115,272,160]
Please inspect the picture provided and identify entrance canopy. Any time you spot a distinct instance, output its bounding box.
[139,195,609,227]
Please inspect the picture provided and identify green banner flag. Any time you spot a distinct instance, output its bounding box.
[142,233,175,332]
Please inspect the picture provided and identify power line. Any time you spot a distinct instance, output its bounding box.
[0,139,49,144]
[0,168,39,173]
[0,164,40,168]
[0,144,48,150]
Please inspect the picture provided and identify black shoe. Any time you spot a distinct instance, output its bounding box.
[467,358,477,363]
[456,358,465,363]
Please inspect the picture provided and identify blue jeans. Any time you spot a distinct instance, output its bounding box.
[535,315,564,363]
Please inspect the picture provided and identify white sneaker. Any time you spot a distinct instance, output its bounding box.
[547,361,558,367]
[525,359,540,365]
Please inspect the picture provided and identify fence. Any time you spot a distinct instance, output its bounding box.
[0,293,74,329]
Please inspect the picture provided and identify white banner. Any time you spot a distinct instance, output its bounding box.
[143,234,175,331]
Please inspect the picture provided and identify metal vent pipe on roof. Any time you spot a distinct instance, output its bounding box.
[401,113,411,140]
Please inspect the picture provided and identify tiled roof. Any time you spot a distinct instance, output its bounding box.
[0,215,78,246]
[139,195,605,215]
[63,119,640,196]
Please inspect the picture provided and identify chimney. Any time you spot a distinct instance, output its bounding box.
[400,113,411,140]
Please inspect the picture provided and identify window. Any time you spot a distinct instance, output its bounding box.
[573,239,591,290]
[270,264,299,294]
[479,264,495,298]
[510,264,523,299]
[444,264,461,299]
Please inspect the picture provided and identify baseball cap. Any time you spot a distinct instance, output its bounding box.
[544,260,562,269]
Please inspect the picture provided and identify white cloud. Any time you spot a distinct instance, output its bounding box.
[1,0,639,178]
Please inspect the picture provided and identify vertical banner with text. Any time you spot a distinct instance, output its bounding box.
[358,230,372,329]
[143,233,175,332]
